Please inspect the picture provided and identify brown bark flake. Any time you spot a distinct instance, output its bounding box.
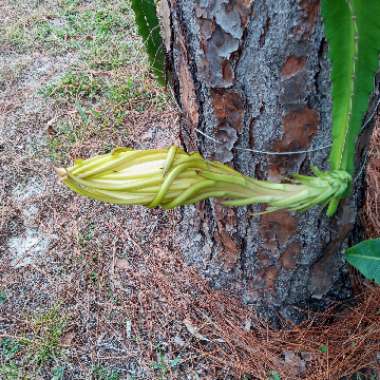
[214,123,238,162]
[176,37,199,129]
[213,203,240,270]
[214,229,240,270]
[211,87,245,162]
[268,107,319,178]
[212,90,245,131]
[196,0,252,88]
[171,17,200,151]
[256,249,274,267]
[280,242,301,270]
[281,56,307,78]
[300,0,320,28]
[264,266,279,290]
[260,211,298,250]
[280,107,319,150]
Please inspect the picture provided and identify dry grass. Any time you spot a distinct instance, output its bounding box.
[1,0,380,379]
[115,253,380,380]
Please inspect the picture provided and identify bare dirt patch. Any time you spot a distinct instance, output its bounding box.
[0,1,185,378]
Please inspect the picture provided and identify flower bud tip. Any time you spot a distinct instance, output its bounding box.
[55,167,68,180]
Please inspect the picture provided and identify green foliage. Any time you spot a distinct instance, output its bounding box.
[85,42,132,70]
[346,239,380,284]
[130,0,166,85]
[35,7,128,48]
[30,305,67,365]
[42,72,104,100]
[3,24,27,50]
[0,362,19,380]
[35,0,168,167]
[106,79,134,103]
[151,348,181,379]
[92,365,121,380]
[0,338,23,380]
[322,0,380,214]
[269,371,281,380]
[42,71,157,109]
[0,307,68,378]
[1,338,23,360]
[319,344,328,354]
[51,366,66,380]
[0,291,7,304]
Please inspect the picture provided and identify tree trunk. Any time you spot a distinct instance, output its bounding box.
[165,0,366,324]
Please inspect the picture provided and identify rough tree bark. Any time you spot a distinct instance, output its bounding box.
[162,0,373,324]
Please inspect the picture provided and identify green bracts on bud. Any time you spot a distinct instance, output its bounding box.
[56,146,351,215]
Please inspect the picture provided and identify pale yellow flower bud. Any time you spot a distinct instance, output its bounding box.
[56,146,351,215]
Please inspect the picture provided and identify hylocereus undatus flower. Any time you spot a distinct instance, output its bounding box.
[56,146,351,214]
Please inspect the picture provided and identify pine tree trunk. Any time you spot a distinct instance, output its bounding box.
[164,0,368,324]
